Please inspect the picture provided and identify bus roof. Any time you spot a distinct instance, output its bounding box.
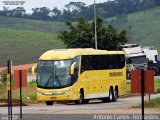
[39,48,124,60]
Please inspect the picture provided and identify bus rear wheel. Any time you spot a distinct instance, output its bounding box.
[46,101,53,106]
[113,90,117,102]
[84,99,89,104]
[102,88,114,103]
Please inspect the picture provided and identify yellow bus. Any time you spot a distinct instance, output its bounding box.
[32,48,126,105]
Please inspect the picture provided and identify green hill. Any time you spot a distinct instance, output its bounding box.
[0,7,160,66]
[0,28,65,66]
[127,7,160,48]
[0,16,66,34]
[106,7,160,49]
[0,17,67,66]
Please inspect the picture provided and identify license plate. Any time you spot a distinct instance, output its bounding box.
[50,97,56,100]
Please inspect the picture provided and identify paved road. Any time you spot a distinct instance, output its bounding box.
[0,94,159,114]
[0,94,160,120]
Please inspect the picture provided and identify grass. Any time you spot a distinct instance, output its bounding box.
[0,28,65,66]
[0,81,37,103]
[126,79,160,96]
[155,80,160,93]
[0,16,66,34]
[126,80,131,96]
[132,97,160,108]
[0,87,37,103]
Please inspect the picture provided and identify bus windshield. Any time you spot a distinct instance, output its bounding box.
[37,60,72,89]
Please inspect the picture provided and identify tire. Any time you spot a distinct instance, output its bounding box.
[113,90,117,102]
[115,87,119,98]
[108,88,114,102]
[127,73,131,79]
[84,99,89,104]
[75,90,84,104]
[102,88,114,103]
[46,101,53,106]
[154,70,158,76]
[153,70,156,76]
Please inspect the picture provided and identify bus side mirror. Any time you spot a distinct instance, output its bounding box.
[70,62,76,75]
[32,63,38,75]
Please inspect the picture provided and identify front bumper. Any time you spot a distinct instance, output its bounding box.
[37,87,78,101]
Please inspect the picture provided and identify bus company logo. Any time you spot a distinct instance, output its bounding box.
[109,72,123,77]
[2,1,25,5]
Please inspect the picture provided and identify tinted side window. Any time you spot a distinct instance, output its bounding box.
[81,54,125,71]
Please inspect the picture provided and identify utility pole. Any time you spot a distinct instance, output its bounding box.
[94,0,97,50]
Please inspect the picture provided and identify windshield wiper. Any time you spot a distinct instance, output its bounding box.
[44,70,54,87]
[55,74,62,86]
[55,68,62,86]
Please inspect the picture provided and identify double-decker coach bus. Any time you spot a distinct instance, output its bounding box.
[32,48,126,105]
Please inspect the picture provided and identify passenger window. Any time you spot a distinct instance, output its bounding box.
[81,54,125,71]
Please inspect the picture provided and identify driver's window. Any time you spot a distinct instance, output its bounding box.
[73,56,80,70]
[72,56,80,82]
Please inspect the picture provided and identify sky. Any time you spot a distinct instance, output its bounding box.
[0,0,109,13]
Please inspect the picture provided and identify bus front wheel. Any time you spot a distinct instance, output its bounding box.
[46,101,53,106]
[75,90,84,104]
[108,88,114,102]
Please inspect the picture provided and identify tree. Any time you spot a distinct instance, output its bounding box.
[65,2,86,12]
[58,17,128,50]
[51,7,61,20]
[11,7,26,18]
[31,7,51,20]
[0,7,12,16]
[63,2,86,21]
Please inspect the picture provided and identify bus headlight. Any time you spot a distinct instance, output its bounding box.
[54,88,74,95]
[37,90,52,95]
[37,88,73,96]
[37,90,44,95]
